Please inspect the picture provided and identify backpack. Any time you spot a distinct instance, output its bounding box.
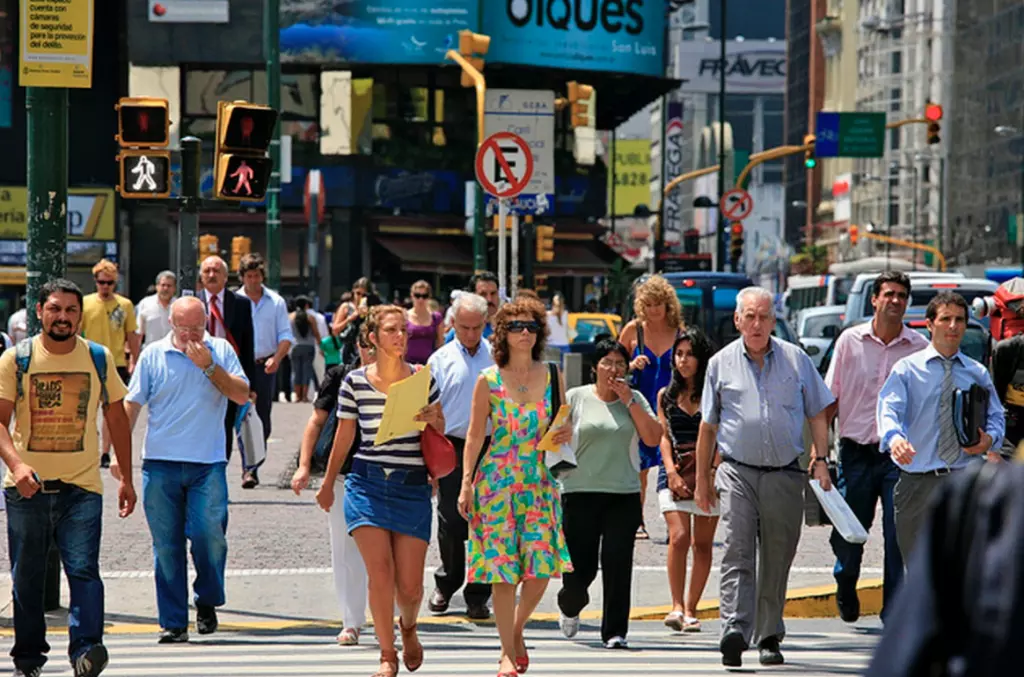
[14,338,110,406]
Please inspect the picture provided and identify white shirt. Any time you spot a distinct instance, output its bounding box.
[136,294,174,347]
[310,310,328,340]
[7,309,27,344]
[547,310,571,346]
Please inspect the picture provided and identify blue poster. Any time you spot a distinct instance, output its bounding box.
[482,0,666,77]
[281,1,479,65]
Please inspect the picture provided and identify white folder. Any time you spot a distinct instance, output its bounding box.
[809,479,870,544]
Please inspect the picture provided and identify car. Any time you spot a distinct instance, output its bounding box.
[715,311,799,347]
[842,270,967,328]
[796,305,846,368]
[568,313,621,343]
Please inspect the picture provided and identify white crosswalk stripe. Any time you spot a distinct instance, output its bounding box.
[32,626,876,676]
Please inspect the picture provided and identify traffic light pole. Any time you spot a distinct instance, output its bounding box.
[308,193,319,296]
[264,0,282,289]
[26,86,68,612]
[178,137,202,292]
[716,0,728,272]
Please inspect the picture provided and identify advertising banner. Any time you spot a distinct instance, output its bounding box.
[482,0,666,77]
[608,139,651,216]
[662,101,683,246]
[18,0,93,88]
[281,1,478,65]
[0,187,115,240]
[675,40,786,94]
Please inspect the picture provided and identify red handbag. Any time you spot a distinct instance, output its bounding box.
[421,424,456,479]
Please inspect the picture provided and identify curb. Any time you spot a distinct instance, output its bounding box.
[0,579,883,636]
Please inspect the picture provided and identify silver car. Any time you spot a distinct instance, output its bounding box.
[796,305,845,368]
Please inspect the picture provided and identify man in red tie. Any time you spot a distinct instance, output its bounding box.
[198,256,256,486]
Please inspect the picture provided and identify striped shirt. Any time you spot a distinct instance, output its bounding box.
[337,366,441,469]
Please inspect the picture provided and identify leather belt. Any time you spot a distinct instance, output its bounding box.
[39,479,73,494]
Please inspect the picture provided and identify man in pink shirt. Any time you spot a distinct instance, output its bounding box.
[823,271,928,623]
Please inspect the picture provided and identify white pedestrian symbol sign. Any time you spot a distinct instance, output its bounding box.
[130,155,158,191]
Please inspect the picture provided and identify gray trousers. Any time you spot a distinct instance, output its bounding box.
[893,470,953,563]
[716,460,804,647]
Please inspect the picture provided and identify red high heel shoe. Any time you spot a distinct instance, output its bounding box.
[515,649,529,674]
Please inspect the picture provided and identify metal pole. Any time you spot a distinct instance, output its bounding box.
[716,0,728,272]
[1019,104,1024,272]
[610,128,617,236]
[497,199,507,299]
[178,137,202,293]
[27,86,68,612]
[264,0,282,289]
[511,213,519,298]
[523,215,534,289]
[886,168,893,267]
[911,166,918,268]
[308,193,319,294]
[473,0,487,274]
[938,156,946,261]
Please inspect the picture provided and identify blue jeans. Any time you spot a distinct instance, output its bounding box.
[5,484,104,672]
[830,438,903,618]
[142,460,229,630]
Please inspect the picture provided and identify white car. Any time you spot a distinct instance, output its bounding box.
[796,305,846,368]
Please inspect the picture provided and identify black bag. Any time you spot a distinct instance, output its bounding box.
[953,383,988,448]
[311,366,358,475]
[630,325,645,389]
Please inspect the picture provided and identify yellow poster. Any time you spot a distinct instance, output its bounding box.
[19,0,94,89]
[0,187,115,240]
[608,139,652,216]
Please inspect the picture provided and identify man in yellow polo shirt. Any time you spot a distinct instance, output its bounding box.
[81,259,139,467]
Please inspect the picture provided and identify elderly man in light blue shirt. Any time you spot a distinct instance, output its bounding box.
[694,287,834,669]
[877,291,1005,563]
[426,292,494,619]
[121,296,250,644]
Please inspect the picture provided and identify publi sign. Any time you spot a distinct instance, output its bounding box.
[484,89,555,215]
[19,0,94,88]
[608,139,651,216]
[482,0,666,77]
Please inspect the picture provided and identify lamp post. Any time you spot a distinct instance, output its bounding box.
[995,122,1024,272]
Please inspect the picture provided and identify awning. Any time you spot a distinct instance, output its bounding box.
[535,243,616,277]
[375,236,473,274]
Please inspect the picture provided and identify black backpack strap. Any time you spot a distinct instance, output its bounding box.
[547,361,560,421]
[635,323,645,356]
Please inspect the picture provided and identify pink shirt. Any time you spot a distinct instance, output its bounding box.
[825,321,929,445]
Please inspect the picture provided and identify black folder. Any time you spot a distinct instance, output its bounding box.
[953,384,988,448]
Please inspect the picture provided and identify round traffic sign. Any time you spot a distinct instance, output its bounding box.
[474,131,534,199]
[721,188,754,221]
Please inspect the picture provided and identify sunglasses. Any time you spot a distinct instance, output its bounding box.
[412,292,430,300]
[95,279,116,286]
[507,320,541,334]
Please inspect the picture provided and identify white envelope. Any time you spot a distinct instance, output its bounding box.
[809,479,869,544]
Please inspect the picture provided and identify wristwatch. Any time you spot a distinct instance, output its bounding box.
[203,363,216,378]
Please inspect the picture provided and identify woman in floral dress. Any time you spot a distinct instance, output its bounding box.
[458,297,573,677]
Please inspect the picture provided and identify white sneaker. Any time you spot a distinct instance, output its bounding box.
[604,636,628,649]
[559,612,580,638]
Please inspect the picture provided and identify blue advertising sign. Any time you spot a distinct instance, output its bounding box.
[481,0,666,76]
[281,1,478,65]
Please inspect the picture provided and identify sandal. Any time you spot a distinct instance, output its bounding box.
[683,615,702,633]
[514,636,529,673]
[372,648,399,677]
[663,610,684,632]
[636,524,649,540]
[337,626,360,646]
[399,617,423,672]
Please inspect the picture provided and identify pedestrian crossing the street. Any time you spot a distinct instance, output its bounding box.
[31,621,878,676]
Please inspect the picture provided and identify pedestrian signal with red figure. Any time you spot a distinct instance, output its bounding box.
[214,101,279,202]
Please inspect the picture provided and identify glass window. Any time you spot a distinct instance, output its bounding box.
[572,319,613,344]
[802,313,843,339]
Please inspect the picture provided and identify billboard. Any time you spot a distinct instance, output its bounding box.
[482,0,666,77]
[662,101,684,246]
[675,40,786,94]
[281,1,478,64]
[608,139,651,216]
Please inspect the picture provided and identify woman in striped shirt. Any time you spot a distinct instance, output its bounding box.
[316,305,444,677]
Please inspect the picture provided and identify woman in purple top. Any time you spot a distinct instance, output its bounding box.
[405,280,444,364]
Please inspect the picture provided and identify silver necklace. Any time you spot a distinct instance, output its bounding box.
[508,369,531,394]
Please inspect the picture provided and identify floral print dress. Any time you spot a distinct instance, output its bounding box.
[466,365,573,584]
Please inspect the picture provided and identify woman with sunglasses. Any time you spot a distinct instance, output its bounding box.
[316,305,444,677]
[656,329,719,633]
[405,280,444,365]
[556,339,663,649]
[458,297,573,677]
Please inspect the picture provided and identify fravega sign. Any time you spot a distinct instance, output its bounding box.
[676,40,787,94]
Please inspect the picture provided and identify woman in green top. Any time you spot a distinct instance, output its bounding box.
[556,339,663,649]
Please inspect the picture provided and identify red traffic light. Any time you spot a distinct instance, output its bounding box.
[117,98,170,147]
[731,223,744,236]
[219,103,278,152]
[217,155,272,201]
[925,103,943,122]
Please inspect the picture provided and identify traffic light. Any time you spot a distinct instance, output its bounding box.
[925,101,942,145]
[214,100,279,202]
[568,81,595,128]
[729,222,745,263]
[536,225,555,262]
[231,236,252,273]
[849,224,859,247]
[803,134,817,169]
[457,30,490,88]
[116,97,171,199]
[199,234,219,264]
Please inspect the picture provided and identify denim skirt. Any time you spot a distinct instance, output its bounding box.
[344,459,433,543]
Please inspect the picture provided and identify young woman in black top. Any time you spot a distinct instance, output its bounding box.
[656,328,719,633]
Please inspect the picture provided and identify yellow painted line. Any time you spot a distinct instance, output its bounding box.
[2,580,884,636]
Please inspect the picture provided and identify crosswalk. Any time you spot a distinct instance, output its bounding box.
[33,623,876,676]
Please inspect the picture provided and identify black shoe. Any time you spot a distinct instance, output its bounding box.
[758,636,785,666]
[12,667,42,677]
[466,601,490,620]
[158,628,189,644]
[100,453,110,468]
[720,630,747,667]
[196,605,218,635]
[427,588,449,614]
[241,471,258,489]
[836,584,861,623]
[73,644,108,677]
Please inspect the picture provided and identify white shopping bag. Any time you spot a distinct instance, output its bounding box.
[234,402,266,471]
[809,479,869,544]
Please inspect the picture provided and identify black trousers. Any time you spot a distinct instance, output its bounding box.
[434,436,491,606]
[557,492,642,643]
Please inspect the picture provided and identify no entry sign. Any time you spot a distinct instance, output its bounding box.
[721,188,754,221]
[475,131,534,199]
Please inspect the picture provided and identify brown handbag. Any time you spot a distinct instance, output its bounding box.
[671,442,698,501]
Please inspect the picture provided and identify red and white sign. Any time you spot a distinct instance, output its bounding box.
[304,169,325,224]
[474,131,534,199]
[721,188,754,221]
